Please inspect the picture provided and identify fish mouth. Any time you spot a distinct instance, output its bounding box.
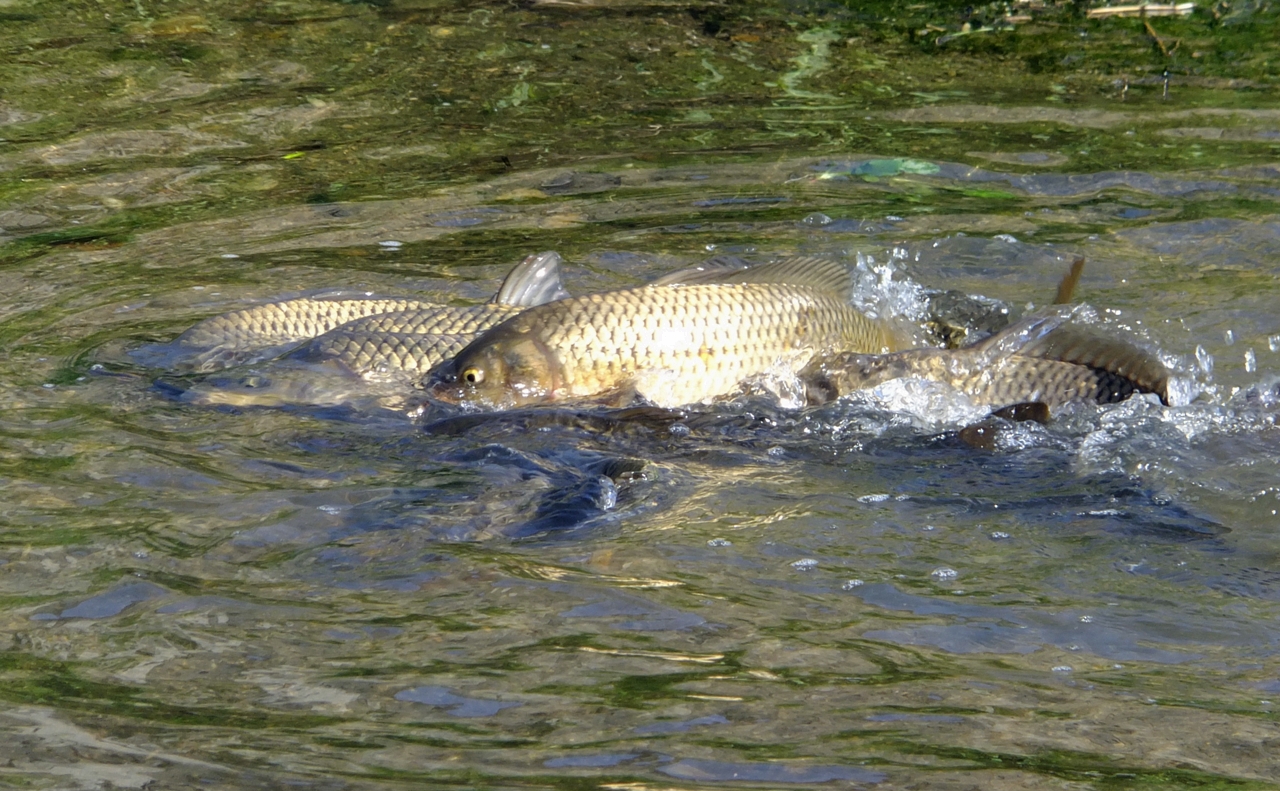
[422,359,467,404]
[422,358,504,408]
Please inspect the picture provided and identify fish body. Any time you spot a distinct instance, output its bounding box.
[174,296,437,359]
[157,252,567,372]
[803,307,1170,410]
[296,329,475,380]
[161,252,566,407]
[428,257,900,409]
[175,310,526,408]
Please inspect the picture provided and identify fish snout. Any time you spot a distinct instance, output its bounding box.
[422,359,467,403]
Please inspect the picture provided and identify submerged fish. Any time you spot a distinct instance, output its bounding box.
[427,257,903,409]
[155,251,568,372]
[802,306,1171,410]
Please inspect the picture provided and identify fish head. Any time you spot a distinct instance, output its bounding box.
[426,328,562,408]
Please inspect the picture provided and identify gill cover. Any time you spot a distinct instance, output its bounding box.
[428,326,565,408]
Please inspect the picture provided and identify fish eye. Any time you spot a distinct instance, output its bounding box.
[461,367,484,385]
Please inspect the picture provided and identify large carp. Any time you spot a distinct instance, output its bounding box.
[426,257,904,409]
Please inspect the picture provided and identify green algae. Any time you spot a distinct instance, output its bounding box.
[0,650,343,729]
[1,0,1276,264]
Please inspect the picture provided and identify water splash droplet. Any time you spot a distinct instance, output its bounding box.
[1195,345,1214,377]
[1245,348,1257,373]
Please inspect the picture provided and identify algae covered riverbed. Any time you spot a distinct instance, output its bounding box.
[2,1,1280,789]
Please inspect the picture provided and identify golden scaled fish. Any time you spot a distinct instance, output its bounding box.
[294,328,473,381]
[160,253,569,409]
[426,257,904,409]
[163,251,569,372]
[802,306,1171,411]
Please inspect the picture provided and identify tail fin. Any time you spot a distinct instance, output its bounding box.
[967,307,1170,405]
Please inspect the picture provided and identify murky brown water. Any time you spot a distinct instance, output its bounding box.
[3,2,1280,789]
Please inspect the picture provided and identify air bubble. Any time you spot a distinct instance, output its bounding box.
[1079,615,1093,623]
[1270,335,1280,353]
[1052,665,1073,673]
[378,240,403,248]
[1245,348,1257,373]
[990,531,1010,540]
[707,537,731,547]
[801,212,833,226]
[1224,329,1235,346]
[931,567,958,581]
[842,579,864,590]
[791,558,819,571]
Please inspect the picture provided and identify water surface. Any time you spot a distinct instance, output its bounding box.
[2,1,1280,789]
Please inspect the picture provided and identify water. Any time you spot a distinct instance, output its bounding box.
[3,1,1280,789]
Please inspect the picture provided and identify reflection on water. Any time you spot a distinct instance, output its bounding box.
[4,1,1280,788]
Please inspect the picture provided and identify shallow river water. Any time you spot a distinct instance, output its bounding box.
[2,2,1280,789]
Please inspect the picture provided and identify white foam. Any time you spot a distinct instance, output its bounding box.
[846,377,992,429]
[850,249,930,325]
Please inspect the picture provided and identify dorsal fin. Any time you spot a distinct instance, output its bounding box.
[491,251,570,307]
[1053,256,1086,304]
[650,256,852,297]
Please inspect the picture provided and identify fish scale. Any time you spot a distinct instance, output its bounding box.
[178,297,437,351]
[336,304,524,336]
[178,300,529,372]
[160,251,568,374]
[802,309,1170,409]
[298,330,474,378]
[432,279,897,408]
